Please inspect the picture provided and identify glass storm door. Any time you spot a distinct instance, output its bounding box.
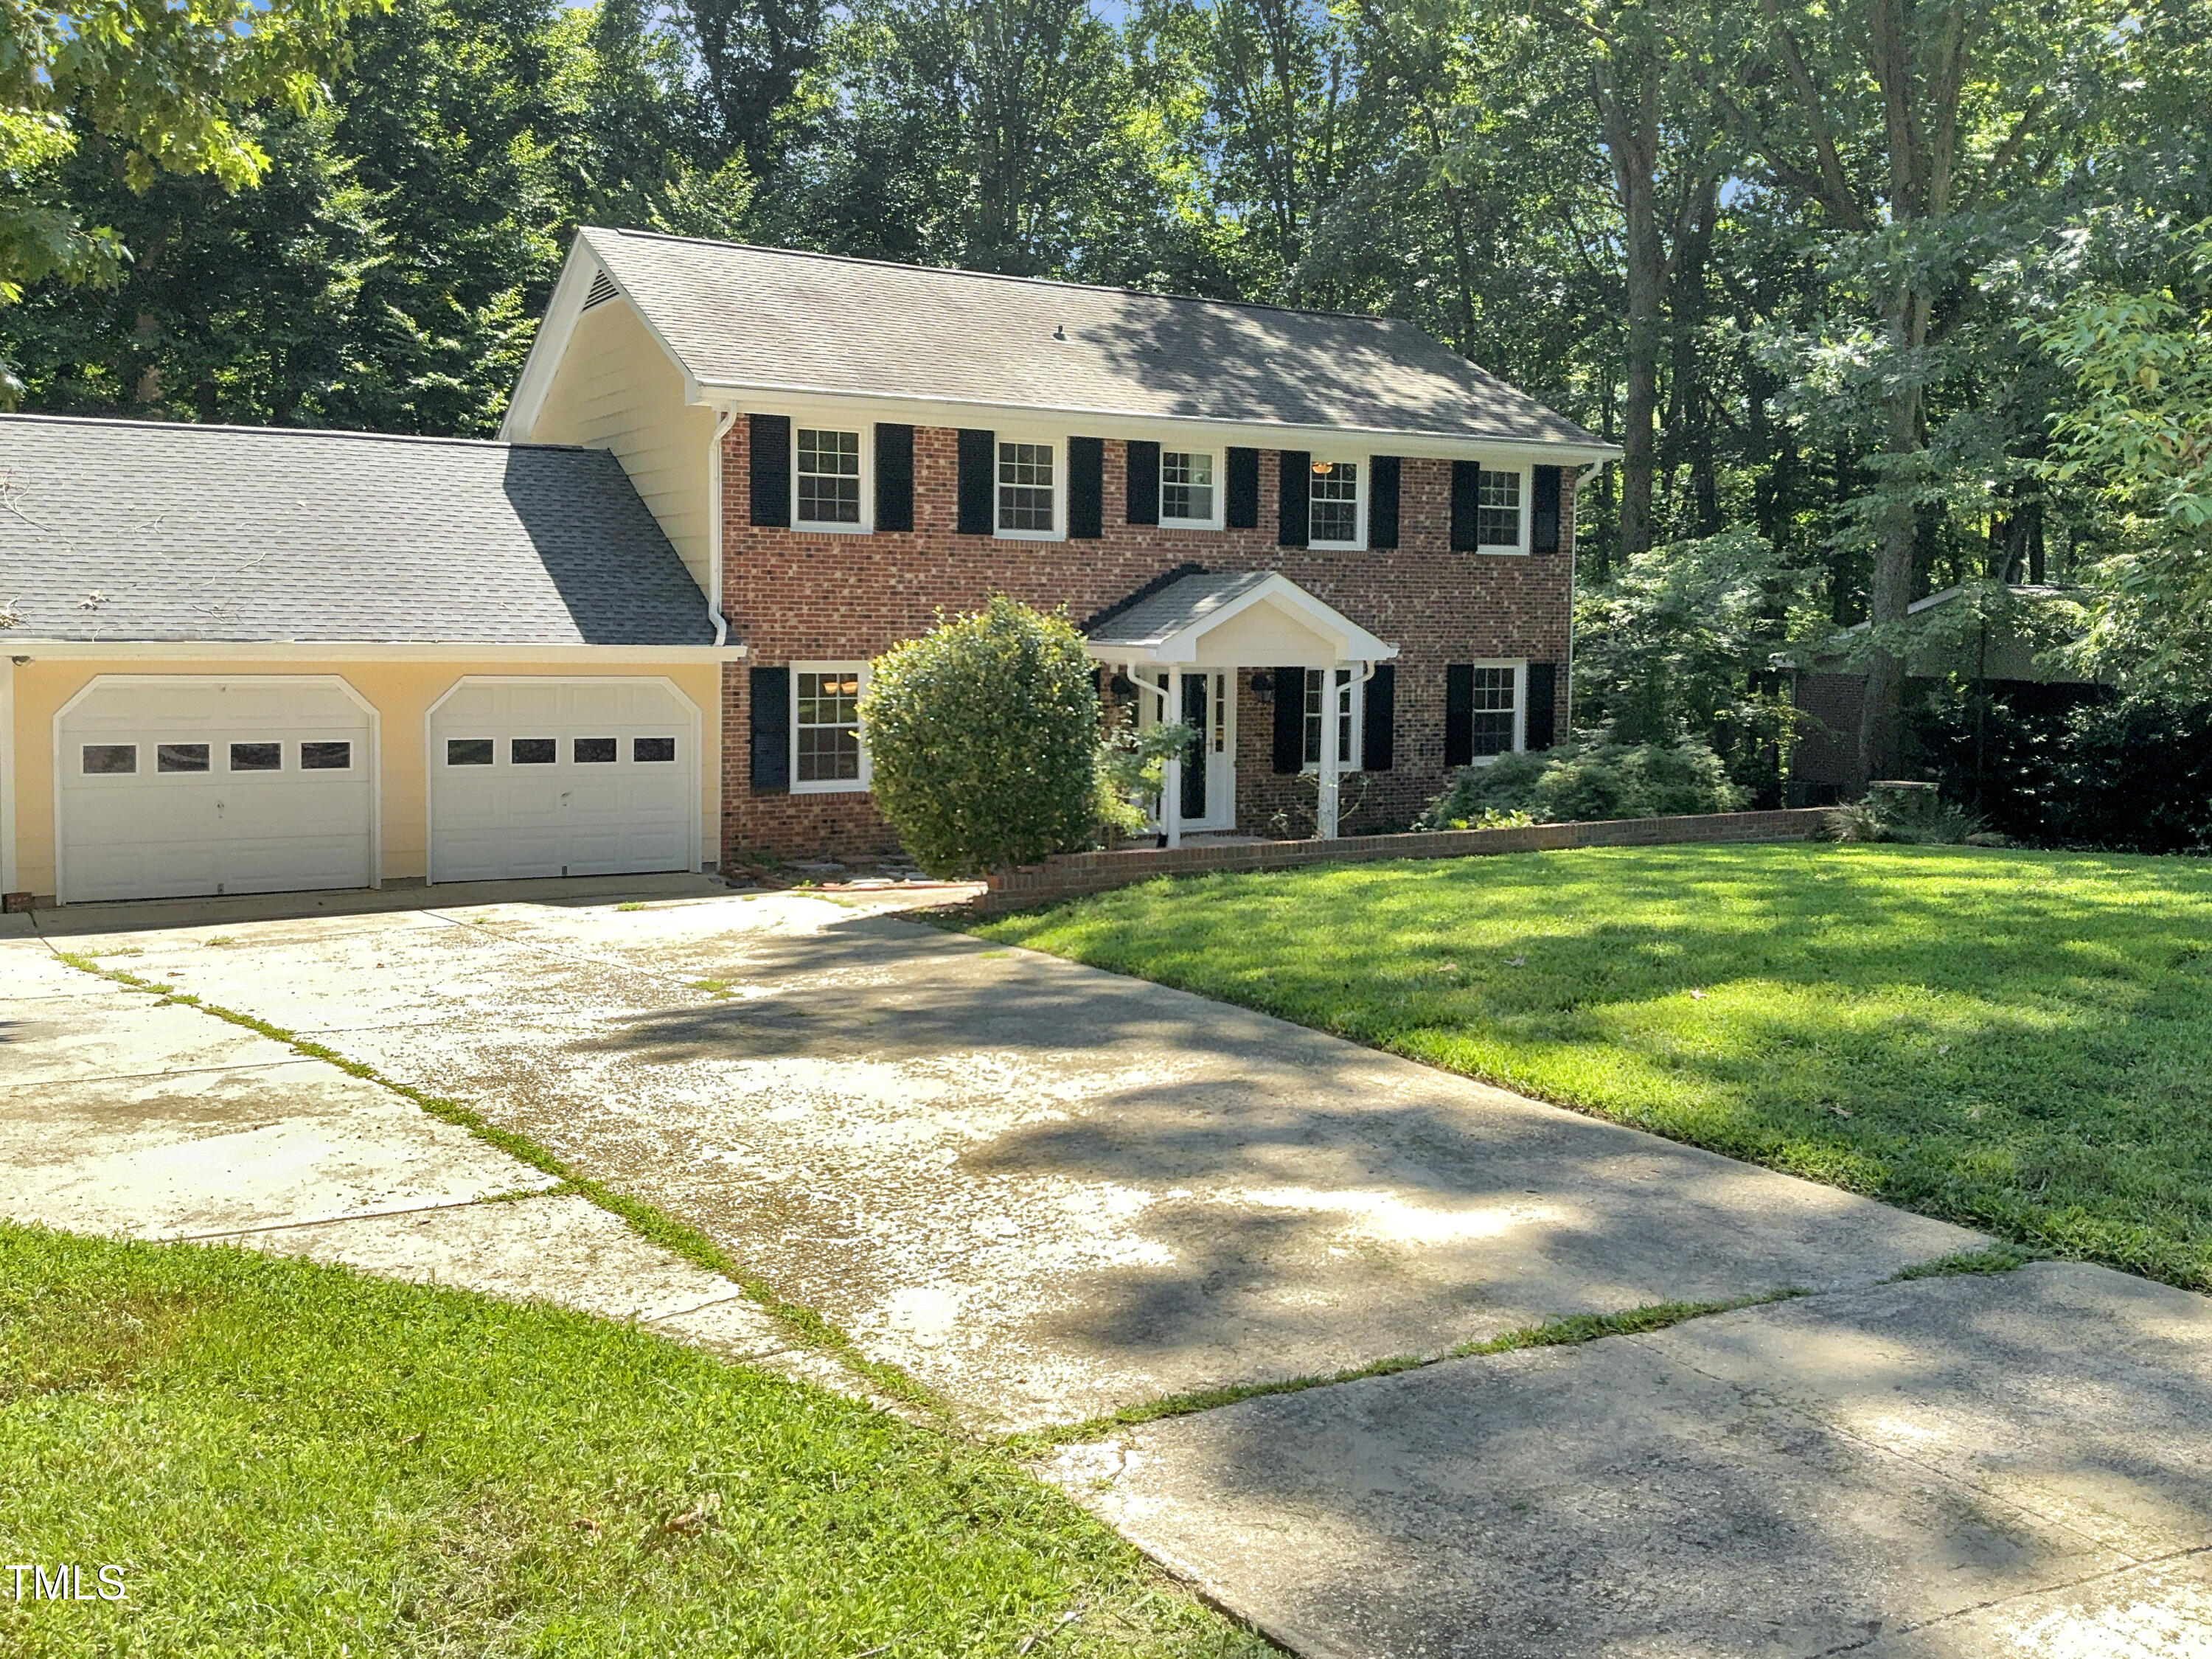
[1151,670,1234,831]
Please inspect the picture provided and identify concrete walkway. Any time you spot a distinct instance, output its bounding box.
[7,879,2211,1656]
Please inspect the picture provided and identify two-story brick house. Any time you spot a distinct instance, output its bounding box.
[501,229,1615,862]
[0,226,1612,905]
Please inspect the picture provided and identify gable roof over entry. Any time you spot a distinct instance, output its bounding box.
[508,228,1613,456]
[0,414,718,648]
[1085,570,1397,667]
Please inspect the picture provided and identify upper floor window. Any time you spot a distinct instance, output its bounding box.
[1310,459,1361,547]
[1161,450,1217,526]
[796,428,863,527]
[998,441,1057,534]
[1477,468,1523,549]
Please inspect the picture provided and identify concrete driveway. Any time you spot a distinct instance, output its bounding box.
[7,879,2211,1656]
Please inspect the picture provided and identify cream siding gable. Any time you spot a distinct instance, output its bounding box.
[526,298,718,594]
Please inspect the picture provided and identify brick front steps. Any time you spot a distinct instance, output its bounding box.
[978,807,1832,913]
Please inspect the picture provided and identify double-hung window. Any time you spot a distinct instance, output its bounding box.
[1161,450,1218,527]
[796,428,863,528]
[1477,467,1524,550]
[998,441,1057,534]
[1302,668,1363,769]
[1470,664,1520,756]
[1309,460,1362,547]
[791,663,869,792]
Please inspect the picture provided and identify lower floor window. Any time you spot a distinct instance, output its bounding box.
[1470,666,1518,757]
[793,664,867,788]
[1303,668,1362,768]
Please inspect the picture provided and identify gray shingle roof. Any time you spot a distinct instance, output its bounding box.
[581,229,1604,449]
[0,414,715,646]
[1085,569,1279,650]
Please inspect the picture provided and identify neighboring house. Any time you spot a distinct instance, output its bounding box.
[0,226,1614,904]
[1787,584,2108,800]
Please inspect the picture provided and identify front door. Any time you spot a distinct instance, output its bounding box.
[1164,670,1235,832]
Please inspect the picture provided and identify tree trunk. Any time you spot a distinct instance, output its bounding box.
[1599,54,1664,565]
[1854,288,1928,787]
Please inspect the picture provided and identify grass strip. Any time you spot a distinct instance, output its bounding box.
[1008,1290,1806,1454]
[0,1222,1272,1659]
[49,949,947,1421]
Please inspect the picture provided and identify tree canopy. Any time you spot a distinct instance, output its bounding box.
[4,0,2207,773]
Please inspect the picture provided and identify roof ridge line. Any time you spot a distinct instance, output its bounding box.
[590,227,1399,327]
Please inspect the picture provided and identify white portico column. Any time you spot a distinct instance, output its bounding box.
[1317,661,1341,839]
[1161,669,1183,848]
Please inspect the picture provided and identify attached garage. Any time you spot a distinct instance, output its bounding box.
[427,678,700,883]
[55,676,376,903]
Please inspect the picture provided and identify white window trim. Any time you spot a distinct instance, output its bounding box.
[789,660,872,794]
[1300,667,1365,773]
[994,434,1065,541]
[1307,457,1366,551]
[1158,445,1225,531]
[792,423,873,535]
[1464,658,1527,765]
[1474,464,1533,555]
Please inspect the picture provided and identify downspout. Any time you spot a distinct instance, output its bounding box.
[1571,461,1607,740]
[707,407,737,647]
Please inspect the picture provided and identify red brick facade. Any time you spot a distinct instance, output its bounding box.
[719,422,1574,863]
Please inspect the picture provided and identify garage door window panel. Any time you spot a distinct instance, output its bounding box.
[302,741,354,771]
[229,742,282,771]
[159,743,210,773]
[82,744,137,775]
[633,737,676,762]
[510,738,557,765]
[574,737,617,763]
[446,740,493,766]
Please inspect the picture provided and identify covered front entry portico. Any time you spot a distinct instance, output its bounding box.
[1085,570,1399,846]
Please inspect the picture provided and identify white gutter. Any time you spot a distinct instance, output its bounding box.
[0,653,15,895]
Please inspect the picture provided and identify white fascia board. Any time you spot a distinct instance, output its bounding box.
[5,640,745,662]
[500,232,706,440]
[1090,574,1401,666]
[694,383,1621,465]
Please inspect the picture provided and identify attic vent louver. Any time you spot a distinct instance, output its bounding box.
[582,270,618,310]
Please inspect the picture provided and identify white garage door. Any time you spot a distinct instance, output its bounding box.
[427,678,698,883]
[57,676,375,903]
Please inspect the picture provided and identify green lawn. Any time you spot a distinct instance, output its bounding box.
[0,1225,1265,1659]
[974,843,2212,1290]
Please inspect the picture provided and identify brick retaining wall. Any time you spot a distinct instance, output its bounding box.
[978,807,1831,912]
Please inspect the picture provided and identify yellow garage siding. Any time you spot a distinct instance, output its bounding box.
[527,299,719,594]
[4,659,722,900]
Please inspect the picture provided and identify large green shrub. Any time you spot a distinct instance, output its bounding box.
[860,597,1105,877]
[1415,739,1747,829]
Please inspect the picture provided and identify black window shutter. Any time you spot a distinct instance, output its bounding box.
[1444,664,1475,766]
[1524,661,1558,750]
[1531,465,1562,554]
[749,665,790,793]
[1361,664,1395,770]
[1068,437,1105,538]
[956,429,995,535]
[1126,439,1161,526]
[1225,447,1261,528]
[874,423,914,532]
[1368,456,1401,549]
[1271,667,1306,773]
[1449,460,1478,552]
[749,414,790,528]
[1278,451,1310,547]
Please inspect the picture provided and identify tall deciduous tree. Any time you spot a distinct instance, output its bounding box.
[1705,0,2118,782]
